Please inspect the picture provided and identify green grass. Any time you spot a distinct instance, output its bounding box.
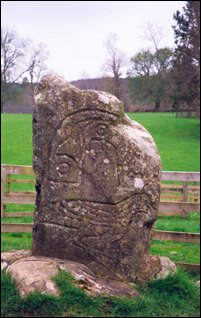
[1,233,32,252]
[127,112,200,171]
[1,268,200,317]
[2,203,35,213]
[1,112,200,171]
[2,217,33,223]
[151,213,200,264]
[155,213,200,233]
[151,240,200,264]
[1,114,33,165]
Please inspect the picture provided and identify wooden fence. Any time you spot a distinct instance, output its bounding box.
[1,164,200,273]
[1,164,200,218]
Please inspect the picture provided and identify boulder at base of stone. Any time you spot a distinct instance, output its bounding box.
[1,250,176,297]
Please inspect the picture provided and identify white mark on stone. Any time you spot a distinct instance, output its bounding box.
[137,221,143,228]
[34,93,42,103]
[134,177,144,189]
[98,94,110,105]
[1,262,7,270]
[103,159,109,164]
[110,95,119,103]
[68,101,73,110]
[123,166,129,171]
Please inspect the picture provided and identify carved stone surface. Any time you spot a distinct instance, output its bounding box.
[32,74,162,282]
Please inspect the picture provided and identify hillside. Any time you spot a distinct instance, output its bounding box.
[2,77,173,114]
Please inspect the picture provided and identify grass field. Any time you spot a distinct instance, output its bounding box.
[128,112,200,172]
[1,112,200,317]
[1,112,200,171]
[1,114,33,165]
[1,269,200,317]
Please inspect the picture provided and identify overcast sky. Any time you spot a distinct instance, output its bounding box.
[1,1,185,82]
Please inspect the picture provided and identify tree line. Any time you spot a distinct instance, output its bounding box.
[1,27,48,112]
[103,1,199,116]
[1,1,200,116]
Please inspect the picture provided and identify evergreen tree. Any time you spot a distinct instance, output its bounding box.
[172,1,200,116]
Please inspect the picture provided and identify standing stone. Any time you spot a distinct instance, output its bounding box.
[32,74,162,282]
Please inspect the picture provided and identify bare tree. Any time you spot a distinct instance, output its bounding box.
[1,27,49,112]
[102,33,126,98]
[142,22,164,52]
[128,23,174,111]
[28,42,49,100]
[1,28,30,83]
[140,23,174,74]
[1,28,31,111]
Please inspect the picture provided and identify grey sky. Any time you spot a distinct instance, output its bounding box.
[1,1,185,82]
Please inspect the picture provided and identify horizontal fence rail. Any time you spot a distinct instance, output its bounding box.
[1,223,33,233]
[153,230,200,244]
[1,194,199,217]
[158,202,199,217]
[161,171,200,182]
[1,164,34,175]
[1,164,200,218]
[2,165,200,180]
[1,192,36,204]
[1,223,200,244]
[174,262,200,274]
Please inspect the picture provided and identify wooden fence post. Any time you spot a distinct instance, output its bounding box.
[7,174,11,193]
[182,181,189,217]
[182,181,189,202]
[193,182,199,203]
[1,173,5,217]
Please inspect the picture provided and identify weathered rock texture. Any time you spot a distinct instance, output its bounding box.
[32,73,162,282]
[1,250,140,297]
[1,250,176,297]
